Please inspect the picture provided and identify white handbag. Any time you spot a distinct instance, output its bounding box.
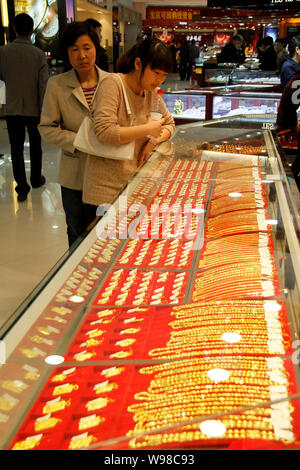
[74,75,135,161]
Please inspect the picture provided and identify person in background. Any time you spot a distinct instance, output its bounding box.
[82,38,175,208]
[175,41,181,74]
[244,41,254,57]
[170,40,178,73]
[280,36,300,91]
[256,38,264,65]
[178,40,189,80]
[0,13,48,201]
[274,38,288,72]
[259,36,277,71]
[187,39,199,81]
[276,69,300,182]
[38,21,110,247]
[276,69,300,131]
[217,34,245,65]
[85,18,109,72]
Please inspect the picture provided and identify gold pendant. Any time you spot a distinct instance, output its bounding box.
[20,348,38,358]
[78,415,105,431]
[51,373,68,383]
[12,435,42,450]
[102,367,124,378]
[85,338,102,348]
[120,328,141,335]
[115,338,136,347]
[85,397,113,412]
[88,329,105,338]
[74,351,96,362]
[34,416,62,432]
[52,383,79,396]
[42,399,71,414]
[68,434,96,450]
[110,349,133,359]
[37,326,52,336]
[0,396,18,412]
[24,371,40,381]
[30,335,45,344]
[1,380,28,394]
[94,381,118,394]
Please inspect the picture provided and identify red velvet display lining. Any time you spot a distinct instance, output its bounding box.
[7,158,300,450]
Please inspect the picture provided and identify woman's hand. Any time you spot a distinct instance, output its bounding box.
[137,139,155,166]
[146,118,164,138]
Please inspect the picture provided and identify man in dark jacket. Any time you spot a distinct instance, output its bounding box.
[85,18,109,71]
[179,41,189,80]
[280,36,300,91]
[187,39,199,80]
[217,34,245,65]
[259,36,277,71]
[274,38,289,72]
[276,70,300,131]
[0,13,48,201]
[276,70,300,181]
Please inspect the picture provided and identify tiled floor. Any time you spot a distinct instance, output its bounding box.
[0,117,68,329]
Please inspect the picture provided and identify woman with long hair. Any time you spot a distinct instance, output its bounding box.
[82,38,175,207]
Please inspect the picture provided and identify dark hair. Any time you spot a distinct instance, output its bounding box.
[116,38,173,75]
[61,21,100,69]
[13,13,34,36]
[262,36,274,47]
[288,36,300,57]
[232,34,243,43]
[85,18,101,29]
[275,38,287,47]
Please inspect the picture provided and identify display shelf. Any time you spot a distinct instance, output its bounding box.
[212,92,281,119]
[1,120,300,450]
[205,68,280,87]
[163,91,206,120]
[162,88,282,123]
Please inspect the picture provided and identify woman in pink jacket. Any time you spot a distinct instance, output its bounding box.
[83,38,175,207]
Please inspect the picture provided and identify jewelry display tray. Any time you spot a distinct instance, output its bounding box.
[1,117,300,451]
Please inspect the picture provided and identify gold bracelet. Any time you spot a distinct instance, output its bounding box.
[128,429,277,449]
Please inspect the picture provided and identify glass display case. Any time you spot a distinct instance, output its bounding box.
[163,91,207,121]
[232,69,280,86]
[163,89,283,123]
[0,119,300,451]
[205,68,280,87]
[212,92,282,119]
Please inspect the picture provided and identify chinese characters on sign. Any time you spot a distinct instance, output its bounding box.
[147,8,201,22]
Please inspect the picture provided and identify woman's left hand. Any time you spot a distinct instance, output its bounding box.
[138,139,156,166]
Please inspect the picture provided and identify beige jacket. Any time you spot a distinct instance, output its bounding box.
[83,73,175,206]
[38,66,110,190]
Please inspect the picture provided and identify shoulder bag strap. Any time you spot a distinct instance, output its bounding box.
[117,74,134,125]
